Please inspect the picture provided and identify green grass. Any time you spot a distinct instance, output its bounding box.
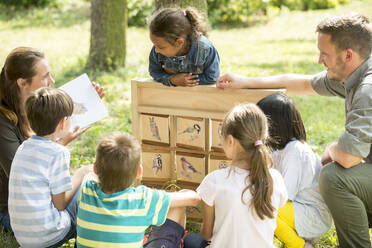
[1,0,372,247]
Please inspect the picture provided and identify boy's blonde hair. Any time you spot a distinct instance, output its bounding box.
[95,132,141,193]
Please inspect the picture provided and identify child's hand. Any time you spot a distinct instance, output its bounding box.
[58,126,90,146]
[170,73,199,87]
[162,65,177,74]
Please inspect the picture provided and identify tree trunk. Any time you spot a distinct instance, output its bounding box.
[89,0,127,70]
[155,0,207,18]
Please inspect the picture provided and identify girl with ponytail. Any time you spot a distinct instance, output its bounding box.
[184,103,288,248]
[257,93,332,248]
[148,7,220,86]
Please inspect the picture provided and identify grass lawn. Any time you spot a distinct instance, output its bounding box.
[1,0,372,247]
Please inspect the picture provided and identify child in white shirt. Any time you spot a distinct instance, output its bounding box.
[257,93,332,248]
[184,103,288,248]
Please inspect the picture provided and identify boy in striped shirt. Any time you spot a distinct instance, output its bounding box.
[77,132,200,248]
[8,87,92,248]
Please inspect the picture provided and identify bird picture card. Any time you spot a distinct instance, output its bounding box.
[142,149,172,181]
[211,119,224,152]
[176,152,205,184]
[209,155,231,174]
[141,113,170,145]
[59,73,108,128]
[176,116,204,150]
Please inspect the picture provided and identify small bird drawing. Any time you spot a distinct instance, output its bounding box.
[218,161,228,169]
[180,157,201,178]
[178,124,201,141]
[152,154,162,176]
[149,117,161,141]
[73,102,88,115]
[217,122,223,147]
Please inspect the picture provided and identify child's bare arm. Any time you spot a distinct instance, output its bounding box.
[52,165,92,211]
[201,201,214,241]
[168,189,201,208]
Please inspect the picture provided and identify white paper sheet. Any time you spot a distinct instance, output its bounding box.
[59,73,108,128]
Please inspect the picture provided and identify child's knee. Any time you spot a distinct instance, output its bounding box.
[166,207,186,227]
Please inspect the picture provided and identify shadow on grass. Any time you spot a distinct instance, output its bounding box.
[0,3,90,30]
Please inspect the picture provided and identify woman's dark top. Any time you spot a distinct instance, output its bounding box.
[0,112,25,211]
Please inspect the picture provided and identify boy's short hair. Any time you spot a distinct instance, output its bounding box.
[25,87,73,136]
[95,132,141,193]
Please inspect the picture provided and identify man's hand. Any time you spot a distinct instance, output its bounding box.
[170,73,199,87]
[323,142,362,168]
[216,72,245,89]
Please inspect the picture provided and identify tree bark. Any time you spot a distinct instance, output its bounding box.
[155,0,207,18]
[89,0,127,70]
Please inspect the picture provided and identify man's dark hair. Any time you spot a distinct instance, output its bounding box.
[317,12,372,59]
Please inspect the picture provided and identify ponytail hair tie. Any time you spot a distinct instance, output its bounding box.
[254,140,263,147]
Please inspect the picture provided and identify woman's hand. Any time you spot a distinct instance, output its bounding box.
[92,82,105,98]
[58,126,90,146]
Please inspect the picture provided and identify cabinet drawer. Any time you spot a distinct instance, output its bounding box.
[176,152,205,184]
[211,119,223,151]
[141,113,170,145]
[176,116,204,150]
[142,149,173,181]
[209,155,231,174]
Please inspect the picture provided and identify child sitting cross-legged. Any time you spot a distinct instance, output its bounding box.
[8,87,92,248]
[76,132,201,248]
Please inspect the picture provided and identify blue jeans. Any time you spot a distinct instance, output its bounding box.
[0,210,11,232]
[46,185,81,248]
[184,232,210,248]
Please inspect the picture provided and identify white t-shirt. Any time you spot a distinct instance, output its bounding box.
[271,140,332,238]
[9,136,72,248]
[197,167,287,248]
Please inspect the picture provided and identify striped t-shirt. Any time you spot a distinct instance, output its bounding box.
[77,180,170,248]
[8,135,72,248]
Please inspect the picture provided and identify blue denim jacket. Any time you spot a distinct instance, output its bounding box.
[149,35,220,86]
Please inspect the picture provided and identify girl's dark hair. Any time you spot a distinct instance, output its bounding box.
[149,7,209,49]
[222,103,274,220]
[0,47,45,138]
[257,93,306,150]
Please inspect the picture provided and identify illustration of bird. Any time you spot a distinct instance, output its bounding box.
[180,157,201,178]
[218,161,228,169]
[152,154,162,176]
[217,122,223,147]
[149,117,161,141]
[178,124,201,141]
[73,101,88,115]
